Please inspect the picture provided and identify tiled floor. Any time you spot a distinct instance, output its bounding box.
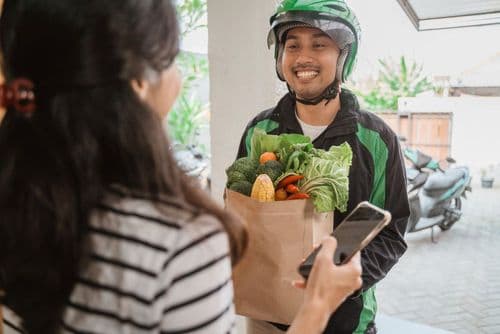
[377,184,500,334]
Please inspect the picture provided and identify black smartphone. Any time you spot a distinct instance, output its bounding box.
[298,201,391,280]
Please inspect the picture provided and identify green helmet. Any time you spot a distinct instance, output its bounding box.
[268,0,361,83]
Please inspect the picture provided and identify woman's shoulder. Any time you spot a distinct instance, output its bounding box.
[92,187,227,259]
[100,187,188,224]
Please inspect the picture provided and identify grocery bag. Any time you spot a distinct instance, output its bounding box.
[225,189,333,324]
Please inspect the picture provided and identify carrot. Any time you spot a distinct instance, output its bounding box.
[286,192,310,200]
[276,174,304,189]
[259,152,277,164]
[285,184,299,194]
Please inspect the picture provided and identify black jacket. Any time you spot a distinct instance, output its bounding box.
[237,90,409,334]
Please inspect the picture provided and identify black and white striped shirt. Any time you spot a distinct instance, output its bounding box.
[2,192,236,333]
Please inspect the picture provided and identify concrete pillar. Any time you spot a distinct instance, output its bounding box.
[208,0,277,202]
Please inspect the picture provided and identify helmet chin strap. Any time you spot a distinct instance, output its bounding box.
[287,79,339,106]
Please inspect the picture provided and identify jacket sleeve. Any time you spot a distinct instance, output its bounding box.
[360,133,409,290]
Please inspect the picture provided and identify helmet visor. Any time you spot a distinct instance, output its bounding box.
[267,11,355,50]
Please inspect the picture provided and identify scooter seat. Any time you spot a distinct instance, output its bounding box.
[423,168,466,192]
[412,172,429,189]
[415,151,433,170]
[406,168,419,181]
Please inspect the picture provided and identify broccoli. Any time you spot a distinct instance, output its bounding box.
[226,157,258,183]
[256,160,284,182]
[226,170,248,186]
[229,180,253,196]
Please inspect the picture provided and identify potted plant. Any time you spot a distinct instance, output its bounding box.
[480,165,495,188]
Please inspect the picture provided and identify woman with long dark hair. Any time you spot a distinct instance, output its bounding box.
[0,1,361,333]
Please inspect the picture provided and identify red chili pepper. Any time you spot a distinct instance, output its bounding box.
[286,192,310,200]
[276,175,304,189]
[285,184,300,194]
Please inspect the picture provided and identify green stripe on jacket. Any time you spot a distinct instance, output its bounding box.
[354,123,389,333]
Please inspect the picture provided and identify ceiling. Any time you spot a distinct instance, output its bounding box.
[397,0,500,31]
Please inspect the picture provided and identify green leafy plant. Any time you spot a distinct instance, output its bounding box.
[176,51,208,91]
[176,0,207,37]
[168,92,208,149]
[355,56,434,112]
[167,0,209,150]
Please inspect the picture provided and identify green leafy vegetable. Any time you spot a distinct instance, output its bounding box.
[229,181,253,196]
[250,129,281,161]
[311,143,353,166]
[299,143,353,213]
[226,157,259,184]
[278,142,314,173]
[250,128,311,163]
[247,129,352,213]
[227,170,248,185]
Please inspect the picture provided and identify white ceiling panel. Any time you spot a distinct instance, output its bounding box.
[397,0,500,30]
[409,0,500,19]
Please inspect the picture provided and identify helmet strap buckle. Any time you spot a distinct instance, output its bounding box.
[287,79,340,106]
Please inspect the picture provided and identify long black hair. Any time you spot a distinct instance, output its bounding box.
[0,1,247,332]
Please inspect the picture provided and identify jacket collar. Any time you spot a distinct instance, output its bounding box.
[279,88,359,138]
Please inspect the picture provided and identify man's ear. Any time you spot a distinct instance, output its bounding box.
[130,78,150,101]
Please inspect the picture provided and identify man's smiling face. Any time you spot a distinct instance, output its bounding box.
[281,26,340,100]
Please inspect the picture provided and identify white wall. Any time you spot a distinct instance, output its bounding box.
[207,0,277,203]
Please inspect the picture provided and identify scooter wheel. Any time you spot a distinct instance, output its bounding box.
[439,197,462,231]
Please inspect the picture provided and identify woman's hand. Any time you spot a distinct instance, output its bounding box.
[288,237,362,334]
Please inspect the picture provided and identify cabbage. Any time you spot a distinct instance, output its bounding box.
[299,143,353,213]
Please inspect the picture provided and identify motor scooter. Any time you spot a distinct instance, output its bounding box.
[402,139,472,242]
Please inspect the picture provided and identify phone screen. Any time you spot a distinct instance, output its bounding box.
[298,202,390,279]
[332,206,386,264]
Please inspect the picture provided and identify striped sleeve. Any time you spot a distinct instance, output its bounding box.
[157,214,236,334]
[2,306,25,334]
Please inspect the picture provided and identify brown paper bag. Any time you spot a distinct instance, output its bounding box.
[225,189,333,325]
